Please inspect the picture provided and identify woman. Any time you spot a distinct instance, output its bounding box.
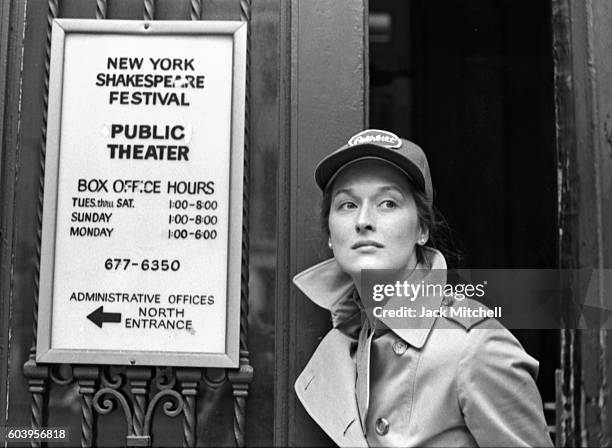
[293,129,553,447]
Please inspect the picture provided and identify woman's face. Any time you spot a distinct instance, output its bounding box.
[328,159,426,281]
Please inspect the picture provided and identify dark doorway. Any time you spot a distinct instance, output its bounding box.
[369,0,559,429]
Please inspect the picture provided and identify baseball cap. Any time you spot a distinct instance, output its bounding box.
[314,129,434,204]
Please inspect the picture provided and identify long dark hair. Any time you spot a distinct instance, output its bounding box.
[320,175,463,268]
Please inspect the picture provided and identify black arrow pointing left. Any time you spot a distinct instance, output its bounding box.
[87,306,122,328]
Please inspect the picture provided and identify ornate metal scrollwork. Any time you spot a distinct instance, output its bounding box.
[143,389,184,431]
[228,351,254,448]
[100,366,124,389]
[74,366,100,448]
[91,375,188,447]
[93,387,135,437]
[49,364,74,386]
[23,360,48,448]
[229,1,255,447]
[190,0,201,21]
[203,367,227,389]
[143,0,154,21]
[177,368,202,447]
[154,366,176,390]
[126,366,153,446]
[24,1,58,446]
[96,0,106,20]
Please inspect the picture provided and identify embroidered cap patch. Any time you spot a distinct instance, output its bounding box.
[347,129,402,149]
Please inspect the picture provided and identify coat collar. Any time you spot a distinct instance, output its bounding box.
[294,329,369,447]
[293,247,448,349]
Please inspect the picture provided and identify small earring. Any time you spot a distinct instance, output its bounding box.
[328,239,333,250]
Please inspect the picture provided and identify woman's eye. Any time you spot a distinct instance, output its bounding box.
[338,201,357,210]
[380,200,397,209]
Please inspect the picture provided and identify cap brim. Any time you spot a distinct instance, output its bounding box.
[315,143,427,194]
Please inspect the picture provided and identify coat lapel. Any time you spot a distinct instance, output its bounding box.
[294,329,368,447]
[292,248,448,446]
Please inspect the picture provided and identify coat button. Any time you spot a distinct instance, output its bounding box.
[392,340,407,355]
[375,417,390,436]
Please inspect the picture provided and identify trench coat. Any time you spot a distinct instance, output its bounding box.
[293,248,554,447]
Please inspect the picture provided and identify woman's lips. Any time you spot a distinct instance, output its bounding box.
[351,240,384,249]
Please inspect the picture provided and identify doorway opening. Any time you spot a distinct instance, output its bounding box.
[369,0,559,434]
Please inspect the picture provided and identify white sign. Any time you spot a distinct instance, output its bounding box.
[36,19,246,367]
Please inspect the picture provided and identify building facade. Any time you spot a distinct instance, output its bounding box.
[0,0,610,446]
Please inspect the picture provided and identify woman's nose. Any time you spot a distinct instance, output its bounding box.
[355,204,375,232]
